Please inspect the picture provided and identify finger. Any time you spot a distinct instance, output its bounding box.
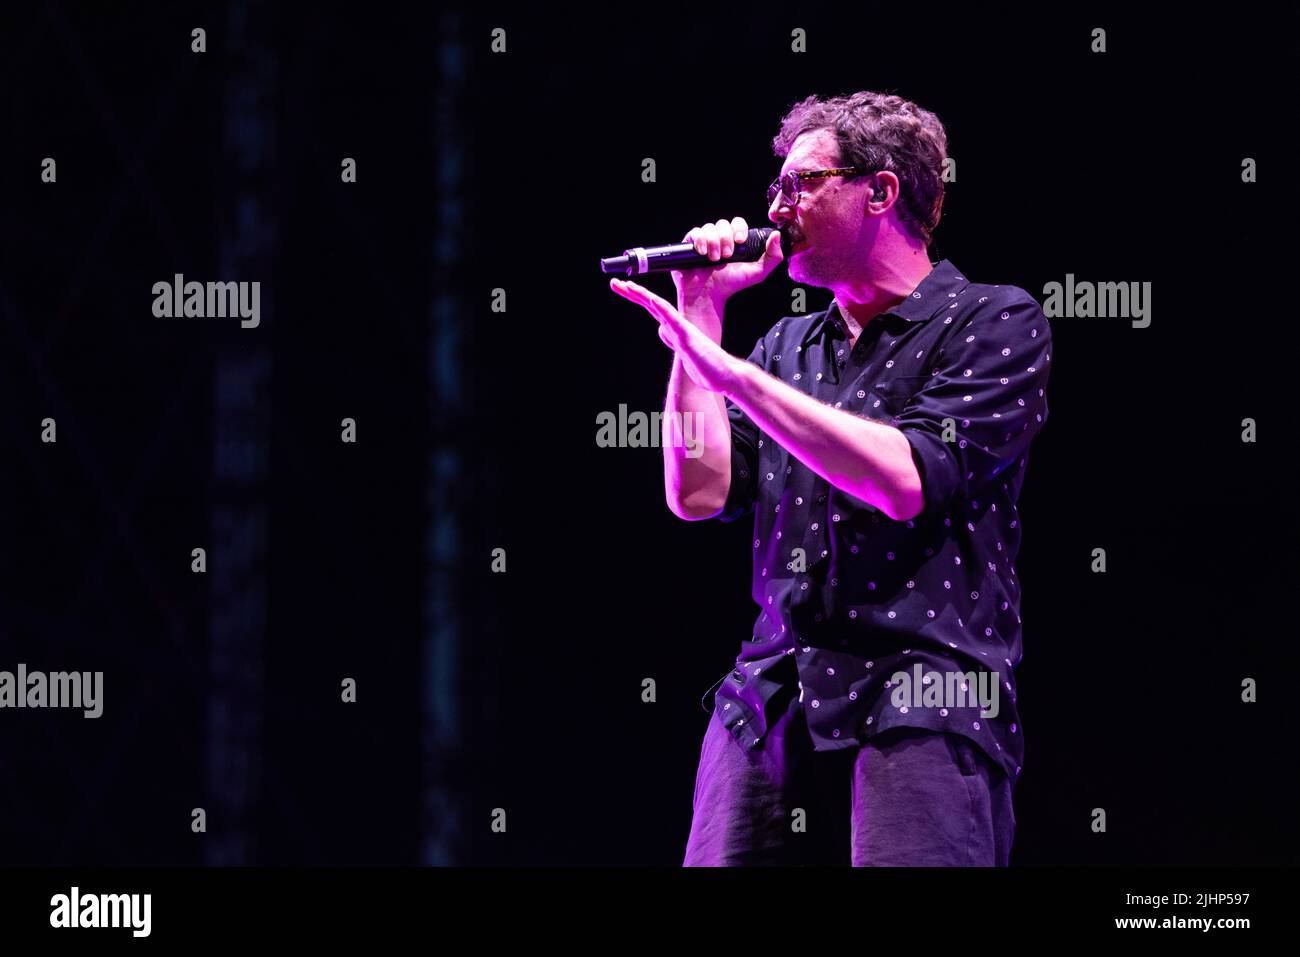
[731,216,748,245]
[715,219,734,258]
[610,276,651,303]
[610,278,678,328]
[610,276,662,310]
[610,276,657,312]
[701,222,720,261]
[609,279,704,358]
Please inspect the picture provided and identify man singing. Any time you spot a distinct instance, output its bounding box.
[610,91,1051,866]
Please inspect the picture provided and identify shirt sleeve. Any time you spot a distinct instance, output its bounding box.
[892,292,1052,521]
[715,334,767,524]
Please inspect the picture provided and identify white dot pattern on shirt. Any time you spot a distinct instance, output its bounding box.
[712,261,1045,782]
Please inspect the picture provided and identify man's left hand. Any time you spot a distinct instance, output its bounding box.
[610,277,743,395]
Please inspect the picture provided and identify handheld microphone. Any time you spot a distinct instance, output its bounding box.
[600,227,790,276]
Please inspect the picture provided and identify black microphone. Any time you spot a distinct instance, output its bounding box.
[600,227,790,276]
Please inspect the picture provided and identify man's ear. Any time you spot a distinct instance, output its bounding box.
[865,171,901,217]
[869,174,893,207]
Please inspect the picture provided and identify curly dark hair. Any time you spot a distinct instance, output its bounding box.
[772,91,949,247]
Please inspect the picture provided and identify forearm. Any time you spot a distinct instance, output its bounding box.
[662,299,732,519]
[722,359,924,521]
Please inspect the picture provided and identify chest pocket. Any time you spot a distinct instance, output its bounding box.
[868,374,930,418]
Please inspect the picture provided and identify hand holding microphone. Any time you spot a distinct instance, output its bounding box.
[609,216,788,394]
[602,217,788,309]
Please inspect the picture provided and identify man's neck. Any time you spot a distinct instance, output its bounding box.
[833,253,935,346]
[835,301,864,351]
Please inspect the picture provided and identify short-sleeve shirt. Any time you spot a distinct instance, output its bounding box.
[701,259,1052,781]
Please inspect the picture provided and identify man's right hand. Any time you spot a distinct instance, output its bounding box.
[671,217,785,313]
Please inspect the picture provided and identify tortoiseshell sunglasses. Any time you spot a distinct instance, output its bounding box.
[766,167,867,208]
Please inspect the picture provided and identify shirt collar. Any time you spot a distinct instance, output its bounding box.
[801,259,968,348]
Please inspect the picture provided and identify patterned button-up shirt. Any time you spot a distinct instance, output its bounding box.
[700,259,1051,781]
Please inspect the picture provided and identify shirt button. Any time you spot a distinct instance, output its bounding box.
[817,494,826,504]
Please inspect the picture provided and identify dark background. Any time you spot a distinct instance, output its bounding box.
[1,2,1294,866]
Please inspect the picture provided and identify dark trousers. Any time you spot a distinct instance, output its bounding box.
[684,682,1016,866]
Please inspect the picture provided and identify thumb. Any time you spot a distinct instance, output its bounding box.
[764,229,785,265]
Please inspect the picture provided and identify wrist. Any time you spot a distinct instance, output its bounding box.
[678,290,728,329]
[720,354,755,401]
